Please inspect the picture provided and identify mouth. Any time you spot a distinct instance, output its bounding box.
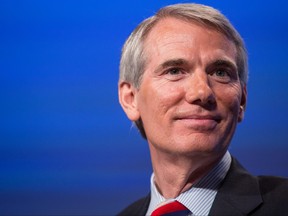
[174,114,221,130]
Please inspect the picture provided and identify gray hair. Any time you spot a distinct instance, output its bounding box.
[119,3,248,139]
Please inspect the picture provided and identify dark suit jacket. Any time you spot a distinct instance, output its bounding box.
[117,157,288,215]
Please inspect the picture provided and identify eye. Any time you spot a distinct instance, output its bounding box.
[214,69,229,77]
[207,60,238,83]
[163,67,187,81]
[167,68,182,75]
[209,68,234,83]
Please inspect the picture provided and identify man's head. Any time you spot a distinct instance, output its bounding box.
[119,3,247,139]
[119,3,247,157]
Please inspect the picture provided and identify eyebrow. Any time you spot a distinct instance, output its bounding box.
[211,59,238,71]
[154,58,238,74]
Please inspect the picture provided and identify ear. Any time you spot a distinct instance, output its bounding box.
[238,85,247,122]
[118,81,140,121]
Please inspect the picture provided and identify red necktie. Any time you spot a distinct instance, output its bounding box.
[151,200,190,216]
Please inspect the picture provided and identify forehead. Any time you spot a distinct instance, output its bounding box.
[143,17,237,65]
[143,17,237,74]
[145,16,228,43]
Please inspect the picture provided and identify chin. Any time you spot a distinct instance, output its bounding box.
[171,136,228,156]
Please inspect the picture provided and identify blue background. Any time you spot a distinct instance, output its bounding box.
[1,0,287,215]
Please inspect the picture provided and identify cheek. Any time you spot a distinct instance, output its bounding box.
[217,86,242,117]
[159,83,184,102]
[155,83,186,115]
[138,81,184,119]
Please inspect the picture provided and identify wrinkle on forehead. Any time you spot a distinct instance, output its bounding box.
[144,17,231,48]
[142,17,237,74]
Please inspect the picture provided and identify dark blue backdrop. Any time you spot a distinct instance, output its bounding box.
[1,0,287,215]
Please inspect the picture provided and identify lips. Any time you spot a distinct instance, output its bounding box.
[174,114,221,130]
[176,114,221,121]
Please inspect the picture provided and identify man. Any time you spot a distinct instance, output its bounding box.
[117,3,288,216]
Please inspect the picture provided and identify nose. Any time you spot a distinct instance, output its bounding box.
[185,71,216,107]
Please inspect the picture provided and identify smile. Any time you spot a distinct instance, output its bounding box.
[175,115,221,131]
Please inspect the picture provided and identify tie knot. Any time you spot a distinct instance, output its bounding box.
[151,200,190,216]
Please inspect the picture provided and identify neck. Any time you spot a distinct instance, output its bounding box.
[150,146,225,199]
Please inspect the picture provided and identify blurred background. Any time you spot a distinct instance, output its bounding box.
[1,0,287,215]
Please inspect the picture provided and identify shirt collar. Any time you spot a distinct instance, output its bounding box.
[146,151,232,215]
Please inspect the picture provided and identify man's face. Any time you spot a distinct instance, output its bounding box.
[122,17,246,157]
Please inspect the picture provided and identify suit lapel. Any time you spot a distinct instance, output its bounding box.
[209,157,263,215]
[135,195,151,216]
[117,194,150,216]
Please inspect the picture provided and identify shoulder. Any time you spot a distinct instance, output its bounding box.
[229,157,288,213]
[212,157,288,215]
[253,175,288,215]
[257,175,288,199]
[230,157,288,197]
[117,194,150,216]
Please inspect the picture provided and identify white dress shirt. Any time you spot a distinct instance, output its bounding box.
[146,151,232,216]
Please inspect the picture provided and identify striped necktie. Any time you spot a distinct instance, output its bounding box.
[151,200,191,216]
